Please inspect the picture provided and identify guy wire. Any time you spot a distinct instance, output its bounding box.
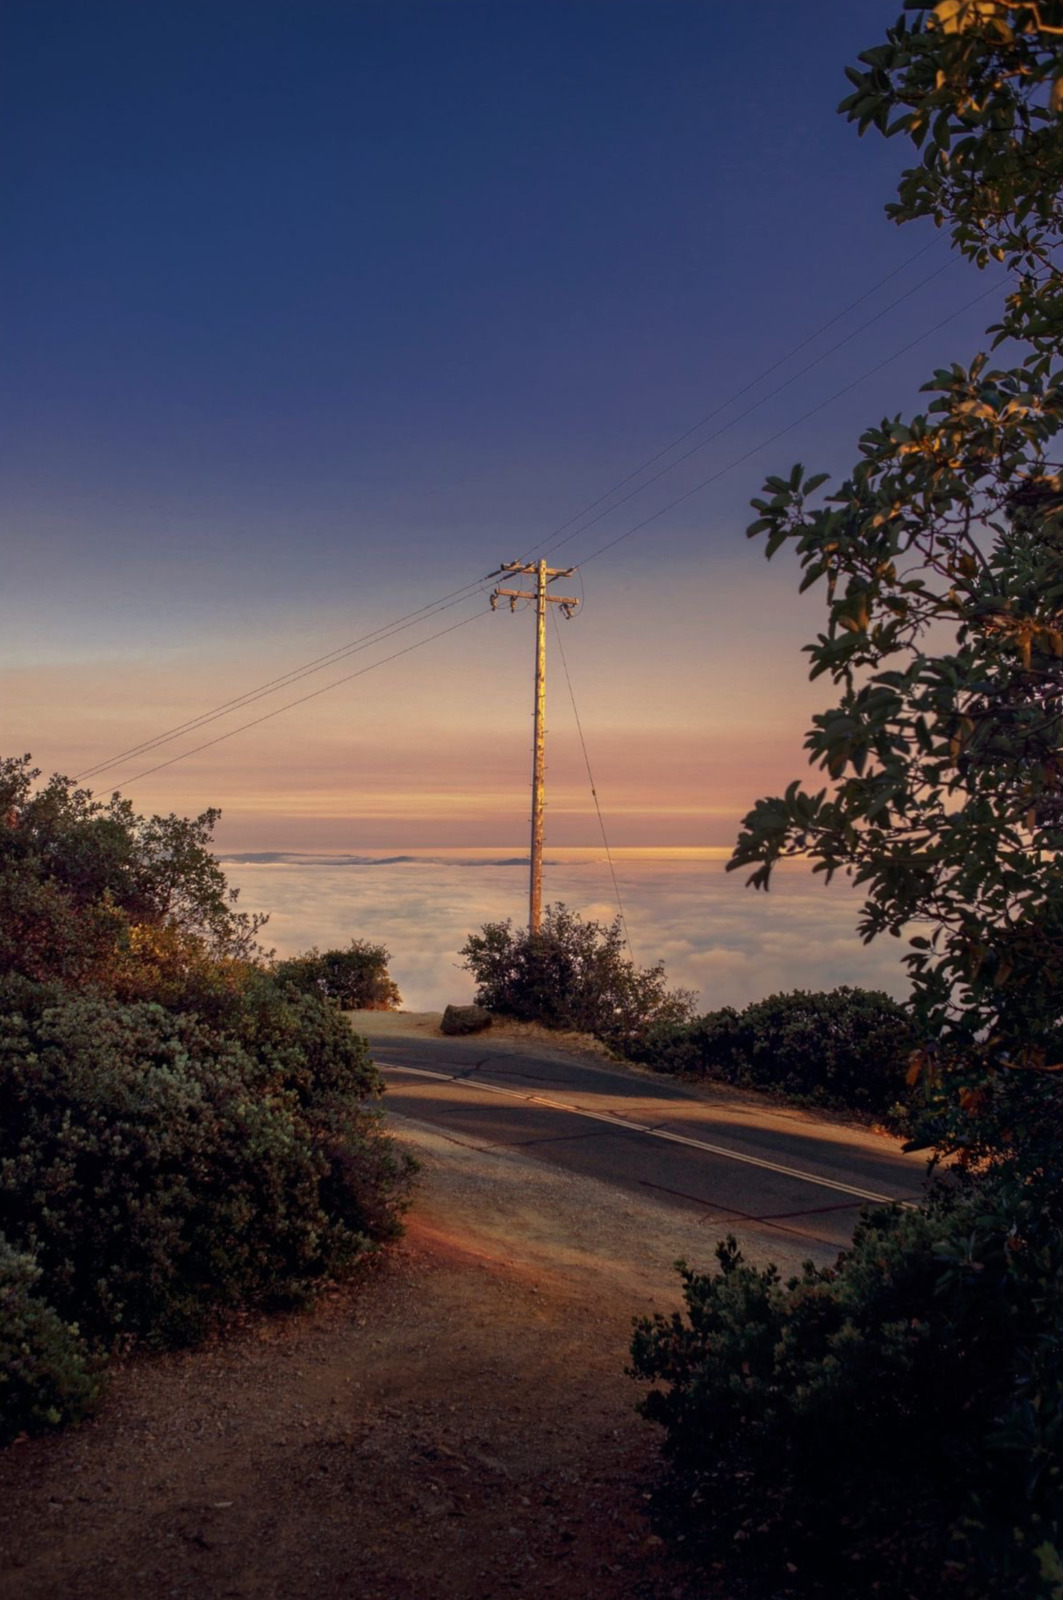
[551,605,634,963]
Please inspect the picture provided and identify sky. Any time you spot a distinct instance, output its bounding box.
[3,1,1007,856]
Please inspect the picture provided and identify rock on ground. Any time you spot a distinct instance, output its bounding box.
[440,1003,493,1036]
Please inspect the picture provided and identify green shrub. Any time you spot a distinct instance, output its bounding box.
[638,986,913,1120]
[638,1005,751,1077]
[741,987,912,1112]
[0,754,268,991]
[0,981,413,1345]
[233,969,385,1103]
[630,1171,1063,1599]
[0,1234,100,1444]
[0,756,415,1427]
[459,903,695,1054]
[273,940,401,1011]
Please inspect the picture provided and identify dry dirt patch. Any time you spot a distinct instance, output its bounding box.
[0,1110,745,1600]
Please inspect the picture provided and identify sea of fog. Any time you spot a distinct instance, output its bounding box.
[218,848,913,1015]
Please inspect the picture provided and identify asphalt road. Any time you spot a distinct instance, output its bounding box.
[353,1015,928,1261]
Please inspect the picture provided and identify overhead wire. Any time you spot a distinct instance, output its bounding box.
[102,271,1004,791]
[551,608,634,961]
[520,253,958,566]
[101,271,1005,790]
[530,272,1005,925]
[75,238,951,786]
[115,605,489,788]
[573,273,1005,570]
[74,582,495,783]
[512,236,945,562]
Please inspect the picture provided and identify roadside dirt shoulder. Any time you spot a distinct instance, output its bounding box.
[0,1110,741,1600]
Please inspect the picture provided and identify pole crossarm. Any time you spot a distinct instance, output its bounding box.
[499,561,576,577]
[491,587,580,612]
[490,562,580,617]
[491,558,581,931]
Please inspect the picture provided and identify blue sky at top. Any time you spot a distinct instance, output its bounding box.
[2,2,1010,845]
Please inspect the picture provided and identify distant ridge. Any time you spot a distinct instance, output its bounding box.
[217,852,546,868]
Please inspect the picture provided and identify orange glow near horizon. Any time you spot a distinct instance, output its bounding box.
[8,556,829,851]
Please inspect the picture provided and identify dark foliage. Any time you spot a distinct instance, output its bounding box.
[0,1233,101,1445]
[631,1165,1063,1599]
[459,902,695,1054]
[634,5,1063,1593]
[273,940,402,1011]
[637,986,914,1120]
[729,3,1063,1144]
[0,754,414,1443]
[0,979,411,1346]
[0,754,267,990]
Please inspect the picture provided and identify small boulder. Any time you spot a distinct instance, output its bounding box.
[440,1004,493,1036]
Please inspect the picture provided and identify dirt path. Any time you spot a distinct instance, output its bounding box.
[0,1093,795,1600]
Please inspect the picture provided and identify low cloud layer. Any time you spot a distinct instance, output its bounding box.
[224,853,912,1014]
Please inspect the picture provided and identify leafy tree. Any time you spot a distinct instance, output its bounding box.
[0,753,267,990]
[0,979,411,1347]
[729,1,1063,1148]
[632,13,1063,1597]
[460,902,695,1054]
[0,1233,101,1445]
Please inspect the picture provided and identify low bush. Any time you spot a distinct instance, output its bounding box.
[630,1168,1063,1599]
[0,980,413,1346]
[637,985,913,1120]
[273,940,401,1011]
[0,1234,101,1445]
[459,903,695,1054]
[639,1005,752,1077]
[0,755,416,1445]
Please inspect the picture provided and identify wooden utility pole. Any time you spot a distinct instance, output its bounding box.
[491,560,579,932]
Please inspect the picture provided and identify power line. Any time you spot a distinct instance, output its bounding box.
[74,579,493,782]
[75,240,951,786]
[74,576,493,780]
[573,274,1005,571]
[527,254,957,564]
[514,236,946,563]
[116,604,489,787]
[98,274,1005,791]
[551,608,634,963]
